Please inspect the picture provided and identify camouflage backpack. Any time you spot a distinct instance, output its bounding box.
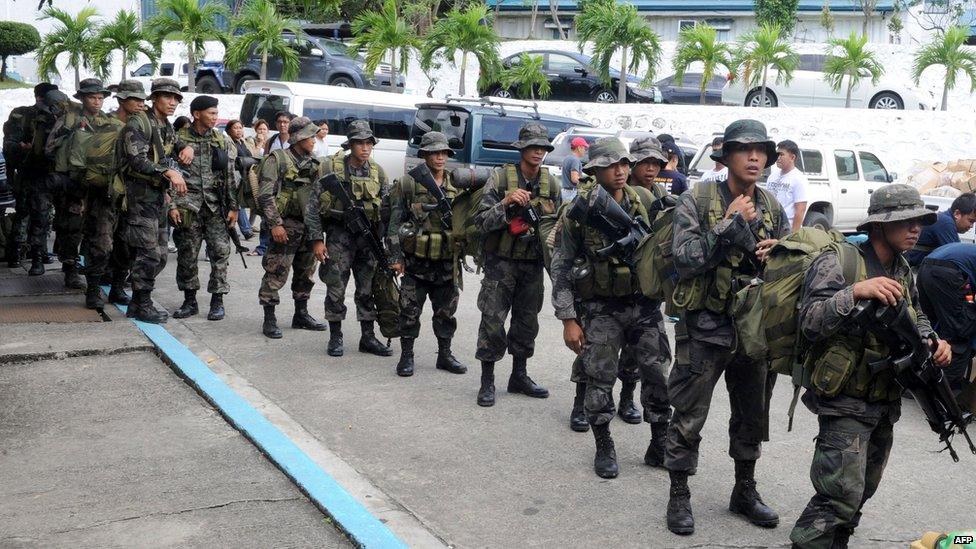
[633,187,679,314]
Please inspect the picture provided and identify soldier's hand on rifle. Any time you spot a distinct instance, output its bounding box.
[166,169,188,196]
[562,319,586,355]
[503,188,532,207]
[226,209,238,227]
[725,194,757,222]
[312,241,329,262]
[168,208,182,226]
[931,338,952,366]
[853,276,903,306]
[271,224,288,244]
[178,145,194,165]
[755,239,778,262]
[389,262,404,276]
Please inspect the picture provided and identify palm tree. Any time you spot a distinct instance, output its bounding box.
[35,6,102,89]
[499,53,551,100]
[822,31,884,108]
[733,23,799,108]
[351,0,417,92]
[94,10,160,82]
[421,4,501,96]
[575,0,662,104]
[146,0,229,93]
[912,25,976,111]
[672,24,735,105]
[225,0,302,81]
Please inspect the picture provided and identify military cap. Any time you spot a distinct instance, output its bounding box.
[856,184,937,232]
[114,80,147,100]
[710,119,777,169]
[511,122,554,151]
[150,78,183,100]
[288,116,320,145]
[74,78,111,99]
[630,135,667,166]
[417,131,455,157]
[41,89,70,113]
[33,82,58,98]
[342,119,377,149]
[189,94,218,112]
[582,137,633,175]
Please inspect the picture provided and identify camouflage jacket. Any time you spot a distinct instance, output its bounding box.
[385,170,458,265]
[2,105,32,166]
[257,147,319,227]
[171,125,238,214]
[305,155,389,243]
[120,110,185,188]
[43,109,107,161]
[473,164,560,235]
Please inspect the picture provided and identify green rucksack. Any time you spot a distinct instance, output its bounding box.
[373,267,401,341]
[633,188,679,314]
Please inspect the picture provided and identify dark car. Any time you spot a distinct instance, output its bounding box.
[479,50,661,104]
[655,73,727,105]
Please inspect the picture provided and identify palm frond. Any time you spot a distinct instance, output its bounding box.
[499,53,551,99]
[732,23,798,89]
[351,0,417,75]
[574,0,661,88]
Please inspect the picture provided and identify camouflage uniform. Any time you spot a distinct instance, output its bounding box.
[790,185,936,549]
[3,104,35,266]
[26,90,71,274]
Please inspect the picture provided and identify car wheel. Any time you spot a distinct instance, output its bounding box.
[870,92,903,110]
[234,74,256,95]
[196,75,221,94]
[802,211,831,231]
[491,87,514,99]
[745,89,778,107]
[594,89,617,103]
[330,76,355,88]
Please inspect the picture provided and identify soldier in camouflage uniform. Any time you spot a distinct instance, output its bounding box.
[473,122,559,407]
[169,95,238,321]
[665,120,788,535]
[307,119,393,357]
[386,131,467,377]
[790,185,950,549]
[257,116,327,339]
[119,78,191,323]
[25,89,71,277]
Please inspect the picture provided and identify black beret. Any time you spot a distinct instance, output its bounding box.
[189,95,218,112]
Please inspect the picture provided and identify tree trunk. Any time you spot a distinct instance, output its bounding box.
[187,47,196,93]
[618,46,628,104]
[528,0,539,39]
[121,48,128,80]
[74,64,80,90]
[260,49,268,80]
[942,80,950,111]
[761,65,768,107]
[845,75,853,108]
[390,50,398,93]
[700,82,707,105]
[549,0,566,40]
[1,56,7,81]
[459,51,467,96]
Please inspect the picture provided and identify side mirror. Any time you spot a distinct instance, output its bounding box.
[574,66,587,76]
[448,137,463,149]
[310,48,324,57]
[887,172,897,182]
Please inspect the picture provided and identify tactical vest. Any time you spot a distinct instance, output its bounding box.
[124,111,174,186]
[672,181,782,314]
[319,151,383,222]
[574,184,649,299]
[483,164,558,261]
[398,172,458,261]
[54,110,124,188]
[268,149,319,220]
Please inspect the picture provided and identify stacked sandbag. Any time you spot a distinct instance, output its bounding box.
[905,159,976,196]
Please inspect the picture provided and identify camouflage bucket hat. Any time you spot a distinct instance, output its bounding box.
[114,80,148,100]
[342,119,378,149]
[511,122,554,151]
[150,78,183,100]
[856,184,937,232]
[630,135,667,166]
[417,131,455,157]
[288,116,320,145]
[710,119,777,169]
[74,78,112,99]
[583,137,633,175]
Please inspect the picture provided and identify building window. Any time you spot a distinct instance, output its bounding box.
[678,20,697,31]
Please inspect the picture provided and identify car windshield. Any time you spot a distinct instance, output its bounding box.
[320,39,353,57]
[481,116,577,151]
[412,107,469,150]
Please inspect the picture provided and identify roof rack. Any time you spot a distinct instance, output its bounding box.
[443,95,541,119]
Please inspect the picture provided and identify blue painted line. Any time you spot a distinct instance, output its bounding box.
[105,290,406,549]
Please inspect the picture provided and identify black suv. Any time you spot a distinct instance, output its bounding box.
[478,50,661,103]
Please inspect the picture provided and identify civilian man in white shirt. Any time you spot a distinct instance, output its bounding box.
[313,119,329,158]
[699,136,728,184]
[765,139,808,232]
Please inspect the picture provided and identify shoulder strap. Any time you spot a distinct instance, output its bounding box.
[755,186,782,235]
[627,184,653,219]
[540,166,551,197]
[504,164,518,192]
[834,242,864,285]
[693,181,722,231]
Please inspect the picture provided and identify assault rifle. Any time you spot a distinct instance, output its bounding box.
[566,184,649,267]
[852,299,976,462]
[319,172,397,282]
[407,163,453,229]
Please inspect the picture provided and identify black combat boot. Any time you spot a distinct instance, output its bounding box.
[359,321,393,356]
[507,356,549,398]
[667,470,695,535]
[831,526,854,549]
[5,241,20,268]
[435,337,467,374]
[28,249,44,276]
[207,293,225,321]
[477,361,496,407]
[591,422,619,479]
[396,337,415,377]
[263,306,282,339]
[644,421,668,468]
[570,382,589,432]
[126,290,168,324]
[63,262,84,289]
[84,283,104,309]
[327,321,344,356]
[108,275,130,305]
[292,299,326,330]
[729,460,779,528]
[173,290,199,319]
[617,380,642,424]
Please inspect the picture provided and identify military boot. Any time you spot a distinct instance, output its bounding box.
[831,527,854,549]
[126,290,168,324]
[263,306,282,339]
[63,262,84,289]
[435,337,467,374]
[507,356,549,398]
[359,321,393,356]
[108,275,130,305]
[570,382,589,432]
[5,241,20,268]
[327,322,344,356]
[292,299,326,331]
[477,361,496,407]
[84,283,104,309]
[617,380,642,424]
[729,460,779,528]
[396,337,415,377]
[667,471,695,535]
[28,249,44,276]
[207,293,225,321]
[173,290,199,319]
[643,421,668,467]
[591,423,619,479]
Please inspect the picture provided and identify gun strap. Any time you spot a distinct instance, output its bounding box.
[787,384,801,432]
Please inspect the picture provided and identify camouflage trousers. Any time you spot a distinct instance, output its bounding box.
[576,297,671,425]
[664,321,767,472]
[789,413,895,549]
[258,217,315,306]
[29,172,84,264]
[124,180,167,292]
[398,269,458,340]
[319,224,377,322]
[172,205,231,294]
[81,188,128,284]
[475,254,544,362]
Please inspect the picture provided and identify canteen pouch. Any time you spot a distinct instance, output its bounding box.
[731,281,767,362]
[809,339,858,398]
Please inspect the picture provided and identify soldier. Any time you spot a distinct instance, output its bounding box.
[169,95,238,321]
[307,119,393,357]
[119,78,191,323]
[665,120,788,535]
[386,131,467,377]
[790,185,951,549]
[25,89,71,277]
[473,122,559,407]
[257,116,327,338]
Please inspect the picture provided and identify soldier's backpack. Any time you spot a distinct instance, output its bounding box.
[633,189,679,314]
[448,167,491,268]
[373,268,401,341]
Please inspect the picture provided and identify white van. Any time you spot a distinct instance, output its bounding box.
[238,80,419,182]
